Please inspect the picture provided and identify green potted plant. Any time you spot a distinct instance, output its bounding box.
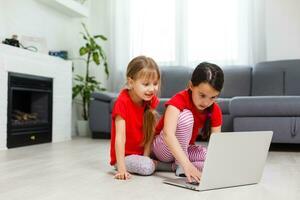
[73,23,109,136]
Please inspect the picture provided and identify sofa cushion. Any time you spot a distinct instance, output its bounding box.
[222,114,233,132]
[295,118,300,140]
[160,66,192,98]
[233,117,298,143]
[252,60,300,96]
[230,96,300,117]
[252,70,284,96]
[285,68,300,95]
[220,66,252,98]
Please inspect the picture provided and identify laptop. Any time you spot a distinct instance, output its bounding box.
[163,131,273,191]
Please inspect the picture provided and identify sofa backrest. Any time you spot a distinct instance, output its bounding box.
[252,60,300,96]
[160,66,193,98]
[219,66,252,98]
[160,65,253,99]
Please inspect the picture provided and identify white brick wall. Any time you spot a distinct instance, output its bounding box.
[0,44,72,150]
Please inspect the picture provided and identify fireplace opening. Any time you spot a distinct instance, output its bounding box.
[12,90,50,126]
[7,72,53,148]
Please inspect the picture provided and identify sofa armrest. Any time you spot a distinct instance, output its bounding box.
[92,91,118,102]
[89,91,118,134]
[216,98,231,114]
[230,96,300,117]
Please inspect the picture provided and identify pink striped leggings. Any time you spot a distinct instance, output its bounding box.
[152,109,207,171]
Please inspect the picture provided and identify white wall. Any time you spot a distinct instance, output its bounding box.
[265,0,300,60]
[0,0,110,136]
[0,4,6,38]
[87,0,110,90]
[0,0,82,54]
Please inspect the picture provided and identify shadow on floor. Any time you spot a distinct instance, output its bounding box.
[270,143,300,152]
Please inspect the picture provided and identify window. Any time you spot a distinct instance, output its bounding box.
[187,0,239,64]
[130,0,176,63]
[112,0,261,68]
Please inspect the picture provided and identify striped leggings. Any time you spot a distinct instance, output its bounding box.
[152,109,207,171]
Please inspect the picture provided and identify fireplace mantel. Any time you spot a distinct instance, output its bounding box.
[0,44,72,150]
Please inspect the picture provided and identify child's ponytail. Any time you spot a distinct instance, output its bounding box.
[142,103,158,146]
[201,105,213,140]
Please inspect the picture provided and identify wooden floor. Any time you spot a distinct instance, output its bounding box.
[0,138,300,200]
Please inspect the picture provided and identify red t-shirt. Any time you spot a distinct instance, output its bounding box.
[155,90,222,144]
[110,89,159,165]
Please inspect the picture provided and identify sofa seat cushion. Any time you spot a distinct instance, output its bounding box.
[230,96,300,117]
[234,117,300,143]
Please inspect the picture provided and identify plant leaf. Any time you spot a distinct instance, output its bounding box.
[93,52,100,65]
[79,47,88,56]
[82,23,91,38]
[94,35,107,41]
[80,32,88,40]
[96,45,105,59]
[74,22,110,119]
[72,85,84,99]
[85,43,91,51]
[104,62,109,78]
[89,38,96,50]
[74,74,84,82]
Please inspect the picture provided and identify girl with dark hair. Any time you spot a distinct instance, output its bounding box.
[110,56,160,180]
[151,62,224,183]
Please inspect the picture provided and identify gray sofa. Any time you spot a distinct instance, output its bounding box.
[89,59,300,144]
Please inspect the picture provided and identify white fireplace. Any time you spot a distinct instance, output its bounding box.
[0,44,72,150]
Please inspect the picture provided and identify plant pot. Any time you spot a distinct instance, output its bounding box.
[77,120,90,137]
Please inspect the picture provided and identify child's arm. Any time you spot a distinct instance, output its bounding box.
[162,105,201,183]
[114,115,131,180]
[211,126,221,134]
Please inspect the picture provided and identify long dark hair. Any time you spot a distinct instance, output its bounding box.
[126,56,160,146]
[190,62,224,139]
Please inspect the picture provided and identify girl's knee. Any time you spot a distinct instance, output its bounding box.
[125,155,155,176]
[177,109,194,128]
[176,109,194,142]
[140,158,155,175]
